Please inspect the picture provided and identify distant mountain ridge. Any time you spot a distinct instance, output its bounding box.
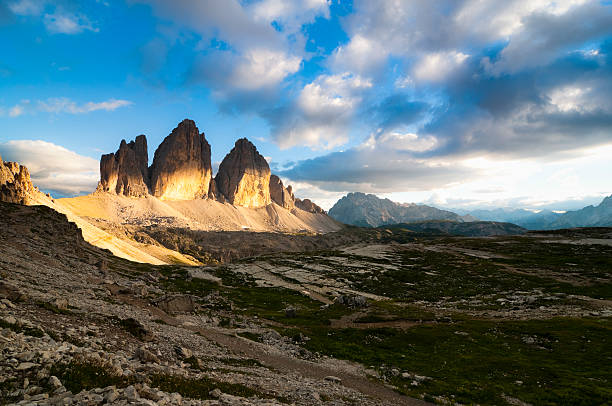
[456,194,612,230]
[455,208,562,230]
[549,195,612,229]
[328,192,473,227]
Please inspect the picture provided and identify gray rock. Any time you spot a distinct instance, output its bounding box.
[49,376,62,389]
[285,306,297,318]
[324,376,342,384]
[135,347,160,364]
[124,385,139,401]
[174,346,193,359]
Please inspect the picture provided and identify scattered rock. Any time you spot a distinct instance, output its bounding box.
[335,295,368,308]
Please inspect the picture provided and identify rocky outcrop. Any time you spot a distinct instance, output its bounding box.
[97,135,149,197]
[149,119,212,200]
[0,155,37,204]
[93,119,329,213]
[215,138,271,208]
[295,198,325,214]
[269,175,294,210]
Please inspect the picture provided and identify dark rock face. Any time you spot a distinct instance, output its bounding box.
[149,119,212,200]
[98,135,149,197]
[295,198,325,214]
[215,138,271,208]
[0,156,37,204]
[269,175,294,210]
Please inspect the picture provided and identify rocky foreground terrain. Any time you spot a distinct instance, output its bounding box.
[1,200,611,405]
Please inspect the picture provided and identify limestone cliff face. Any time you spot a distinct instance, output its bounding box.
[269,175,294,210]
[0,155,37,204]
[215,138,271,208]
[98,135,149,197]
[149,119,212,200]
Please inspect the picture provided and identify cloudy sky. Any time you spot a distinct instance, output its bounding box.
[1,0,611,210]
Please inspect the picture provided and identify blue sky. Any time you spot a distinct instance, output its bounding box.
[1,0,611,210]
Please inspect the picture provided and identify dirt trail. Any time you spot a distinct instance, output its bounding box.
[111,288,429,406]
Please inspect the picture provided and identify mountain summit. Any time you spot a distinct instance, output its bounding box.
[329,192,469,227]
[215,138,271,208]
[149,119,213,200]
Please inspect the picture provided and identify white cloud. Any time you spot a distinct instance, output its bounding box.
[250,0,330,34]
[0,140,99,197]
[7,0,43,16]
[231,48,301,90]
[270,72,372,149]
[37,98,132,114]
[413,51,469,83]
[8,104,25,117]
[365,131,438,153]
[44,12,98,34]
[547,85,607,113]
[331,34,389,75]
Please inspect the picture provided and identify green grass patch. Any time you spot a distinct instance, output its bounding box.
[50,361,136,393]
[149,373,285,402]
[290,317,612,405]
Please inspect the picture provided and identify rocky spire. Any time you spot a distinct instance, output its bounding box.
[98,135,149,197]
[269,175,294,210]
[149,119,212,200]
[215,138,271,208]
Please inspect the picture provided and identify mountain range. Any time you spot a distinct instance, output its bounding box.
[328,191,612,231]
[455,196,612,230]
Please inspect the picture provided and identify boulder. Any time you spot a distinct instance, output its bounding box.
[149,119,212,200]
[153,294,197,314]
[97,135,149,197]
[215,138,271,208]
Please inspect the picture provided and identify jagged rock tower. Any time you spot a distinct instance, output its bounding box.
[98,135,149,197]
[149,119,212,200]
[214,138,271,208]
